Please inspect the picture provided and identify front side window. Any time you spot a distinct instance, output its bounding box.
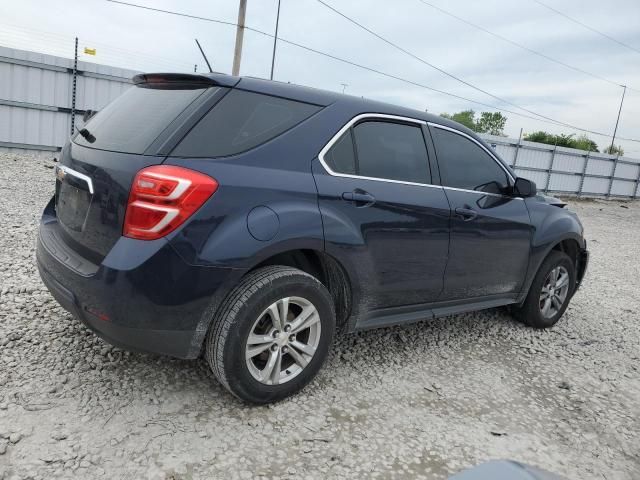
[432,127,509,193]
[324,120,431,184]
[173,90,321,157]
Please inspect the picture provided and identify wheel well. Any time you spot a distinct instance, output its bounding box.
[253,250,352,328]
[551,239,579,267]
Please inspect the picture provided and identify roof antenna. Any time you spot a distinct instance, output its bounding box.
[195,39,213,73]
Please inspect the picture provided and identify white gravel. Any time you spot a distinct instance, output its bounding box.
[0,151,639,479]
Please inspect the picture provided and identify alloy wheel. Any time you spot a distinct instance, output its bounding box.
[245,296,321,385]
[539,265,570,319]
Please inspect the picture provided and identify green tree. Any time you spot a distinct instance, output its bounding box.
[603,144,624,156]
[524,131,573,148]
[573,134,599,152]
[522,131,551,144]
[440,110,507,136]
[476,112,507,136]
[440,110,477,131]
[523,131,599,152]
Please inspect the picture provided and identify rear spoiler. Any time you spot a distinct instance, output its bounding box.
[132,73,240,88]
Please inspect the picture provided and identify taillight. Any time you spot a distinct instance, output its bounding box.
[123,165,218,240]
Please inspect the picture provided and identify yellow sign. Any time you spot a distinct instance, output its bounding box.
[84,47,96,56]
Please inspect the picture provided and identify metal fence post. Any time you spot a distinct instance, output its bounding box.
[544,145,556,193]
[511,128,523,168]
[70,37,78,136]
[606,155,620,198]
[577,152,590,196]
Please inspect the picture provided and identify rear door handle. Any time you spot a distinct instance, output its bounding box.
[455,207,478,221]
[342,191,376,207]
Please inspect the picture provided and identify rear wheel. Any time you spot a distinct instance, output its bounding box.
[513,251,576,328]
[206,266,335,404]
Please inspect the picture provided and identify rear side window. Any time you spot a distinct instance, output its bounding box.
[324,120,431,184]
[432,127,509,193]
[354,121,430,184]
[73,85,208,154]
[172,90,321,157]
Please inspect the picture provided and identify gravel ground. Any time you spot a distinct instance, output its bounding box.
[0,152,638,480]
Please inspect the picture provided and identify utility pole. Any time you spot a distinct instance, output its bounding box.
[609,85,626,153]
[269,0,281,80]
[232,0,247,76]
[340,83,348,94]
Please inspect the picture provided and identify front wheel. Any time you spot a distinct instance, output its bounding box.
[513,251,576,328]
[205,266,335,404]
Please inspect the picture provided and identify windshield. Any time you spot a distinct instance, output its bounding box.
[73,85,210,154]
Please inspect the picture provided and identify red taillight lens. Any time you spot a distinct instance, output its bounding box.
[123,165,218,240]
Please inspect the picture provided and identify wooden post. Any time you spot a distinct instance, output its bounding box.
[232,0,247,76]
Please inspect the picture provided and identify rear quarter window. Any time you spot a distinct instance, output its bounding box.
[73,85,209,154]
[171,90,321,157]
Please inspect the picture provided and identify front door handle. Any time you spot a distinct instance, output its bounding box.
[342,190,376,207]
[455,207,478,221]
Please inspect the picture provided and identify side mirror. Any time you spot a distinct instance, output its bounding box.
[514,177,537,197]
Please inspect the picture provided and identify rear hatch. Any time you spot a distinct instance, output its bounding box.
[54,74,230,263]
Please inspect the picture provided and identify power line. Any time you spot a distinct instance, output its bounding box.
[532,0,640,56]
[416,0,638,93]
[107,0,238,28]
[314,0,604,137]
[104,0,640,144]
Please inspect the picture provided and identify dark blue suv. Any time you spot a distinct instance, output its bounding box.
[37,73,589,403]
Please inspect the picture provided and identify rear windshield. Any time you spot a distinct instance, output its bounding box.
[171,89,321,157]
[73,85,209,154]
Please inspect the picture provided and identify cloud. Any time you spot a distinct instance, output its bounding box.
[2,0,639,151]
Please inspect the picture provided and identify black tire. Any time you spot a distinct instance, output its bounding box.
[205,266,335,404]
[513,250,576,328]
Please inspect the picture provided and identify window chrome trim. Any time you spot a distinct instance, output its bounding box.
[442,185,523,200]
[56,165,94,194]
[427,122,516,183]
[317,113,441,189]
[316,113,523,200]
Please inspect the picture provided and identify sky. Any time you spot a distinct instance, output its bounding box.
[1,0,639,155]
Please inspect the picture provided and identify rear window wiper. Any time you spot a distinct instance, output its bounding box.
[78,128,96,143]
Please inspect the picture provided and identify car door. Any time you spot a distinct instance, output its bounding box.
[312,114,450,311]
[428,123,533,300]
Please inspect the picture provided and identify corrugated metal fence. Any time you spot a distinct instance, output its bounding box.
[1,46,639,198]
[481,133,640,198]
[0,45,136,157]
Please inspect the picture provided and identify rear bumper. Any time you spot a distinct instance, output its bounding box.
[37,261,197,357]
[36,207,238,359]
